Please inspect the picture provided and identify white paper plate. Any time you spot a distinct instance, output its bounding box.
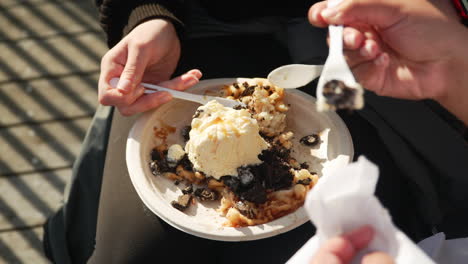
[126,78,354,241]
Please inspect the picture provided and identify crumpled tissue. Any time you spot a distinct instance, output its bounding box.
[287,156,435,264]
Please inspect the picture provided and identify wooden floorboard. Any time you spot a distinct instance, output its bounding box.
[0,0,106,262]
[0,31,106,82]
[0,73,98,127]
[0,1,101,41]
[0,227,49,264]
[0,117,92,175]
[0,168,70,231]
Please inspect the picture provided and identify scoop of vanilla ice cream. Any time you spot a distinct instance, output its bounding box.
[185,100,269,179]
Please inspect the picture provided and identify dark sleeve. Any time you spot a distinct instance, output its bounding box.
[94,0,185,47]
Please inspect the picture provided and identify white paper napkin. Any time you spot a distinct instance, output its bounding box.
[287,156,435,264]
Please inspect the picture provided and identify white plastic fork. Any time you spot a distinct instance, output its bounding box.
[316,0,363,111]
[109,77,244,108]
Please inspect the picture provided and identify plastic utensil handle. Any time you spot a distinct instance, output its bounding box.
[143,82,232,106]
[328,25,344,57]
[109,77,205,105]
[141,82,205,104]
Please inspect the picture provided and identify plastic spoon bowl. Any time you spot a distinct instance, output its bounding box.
[267,64,323,89]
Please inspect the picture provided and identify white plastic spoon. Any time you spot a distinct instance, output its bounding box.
[267,64,324,89]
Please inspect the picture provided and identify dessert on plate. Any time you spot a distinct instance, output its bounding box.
[148,78,321,227]
[319,79,364,111]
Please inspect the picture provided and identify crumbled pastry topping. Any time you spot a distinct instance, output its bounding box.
[223,78,288,137]
[274,131,294,149]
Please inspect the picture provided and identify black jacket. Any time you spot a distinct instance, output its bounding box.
[94,0,317,47]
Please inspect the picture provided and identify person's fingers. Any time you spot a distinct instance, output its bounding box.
[99,73,144,108]
[99,47,124,90]
[343,23,383,68]
[98,49,127,106]
[99,86,126,107]
[345,41,379,65]
[308,1,328,27]
[311,226,393,264]
[362,252,395,264]
[310,226,374,264]
[320,0,404,29]
[118,91,172,116]
[158,69,202,91]
[320,237,356,263]
[341,23,382,49]
[99,81,142,108]
[358,39,381,59]
[116,43,149,94]
[353,52,390,94]
[310,248,343,264]
[343,27,365,50]
[116,69,202,116]
[342,34,381,69]
[345,49,371,68]
[343,226,375,251]
[130,84,146,102]
[98,41,151,108]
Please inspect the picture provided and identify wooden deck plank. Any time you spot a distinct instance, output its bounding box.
[0,169,69,231]
[0,1,100,41]
[0,0,104,262]
[0,73,98,127]
[1,0,44,8]
[0,31,106,82]
[0,117,92,175]
[0,227,48,264]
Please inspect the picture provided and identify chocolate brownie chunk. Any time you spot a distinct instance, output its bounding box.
[323,79,357,109]
[181,125,191,142]
[194,188,219,201]
[171,194,193,211]
[299,134,320,147]
[150,149,172,175]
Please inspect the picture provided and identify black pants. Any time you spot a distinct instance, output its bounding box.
[44,34,468,264]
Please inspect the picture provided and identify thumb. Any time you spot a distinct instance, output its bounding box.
[310,226,375,264]
[117,44,148,94]
[321,0,405,29]
[363,252,395,264]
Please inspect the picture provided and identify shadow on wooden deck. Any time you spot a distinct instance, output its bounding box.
[0,1,107,263]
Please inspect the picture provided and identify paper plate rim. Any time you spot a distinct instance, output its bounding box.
[126,78,354,241]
